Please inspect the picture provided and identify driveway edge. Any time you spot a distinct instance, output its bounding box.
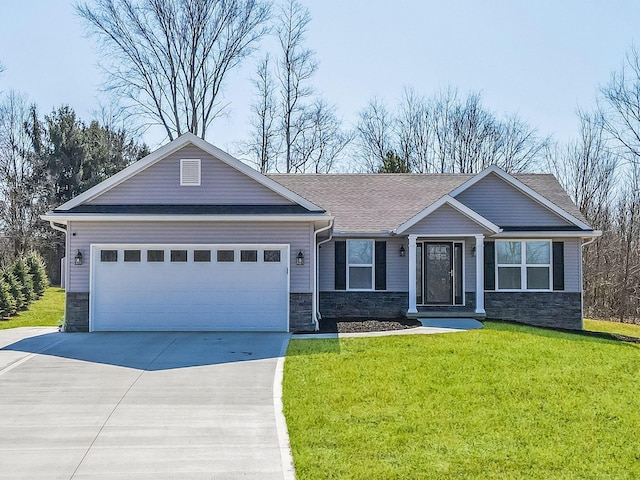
[274,334,296,480]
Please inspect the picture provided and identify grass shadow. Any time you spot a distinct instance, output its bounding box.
[485,319,640,347]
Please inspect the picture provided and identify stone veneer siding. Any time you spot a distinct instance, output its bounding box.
[484,292,582,330]
[63,292,314,333]
[289,293,314,332]
[64,292,90,332]
[320,291,408,319]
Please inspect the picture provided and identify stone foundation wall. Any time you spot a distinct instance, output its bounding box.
[65,292,89,332]
[484,292,582,330]
[319,291,408,319]
[289,293,314,332]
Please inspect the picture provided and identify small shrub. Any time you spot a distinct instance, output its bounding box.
[3,271,25,310]
[26,252,49,297]
[0,278,17,317]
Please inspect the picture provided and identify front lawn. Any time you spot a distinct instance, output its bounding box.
[585,318,640,339]
[283,321,640,479]
[0,287,65,330]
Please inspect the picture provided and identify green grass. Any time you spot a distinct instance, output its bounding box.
[283,321,640,479]
[585,318,640,339]
[0,287,65,330]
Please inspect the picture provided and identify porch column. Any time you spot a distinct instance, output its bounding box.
[475,234,486,315]
[408,235,418,314]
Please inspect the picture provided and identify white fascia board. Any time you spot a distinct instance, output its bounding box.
[332,230,393,237]
[56,133,324,213]
[448,165,593,231]
[491,230,602,238]
[394,195,501,234]
[41,213,333,224]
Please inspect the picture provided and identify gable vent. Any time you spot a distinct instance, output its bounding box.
[180,159,201,186]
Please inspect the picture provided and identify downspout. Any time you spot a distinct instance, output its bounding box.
[313,219,334,331]
[580,232,601,328]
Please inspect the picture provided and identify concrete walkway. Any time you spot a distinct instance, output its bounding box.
[0,328,293,480]
[294,318,483,339]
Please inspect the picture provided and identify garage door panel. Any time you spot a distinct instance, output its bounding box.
[91,245,289,331]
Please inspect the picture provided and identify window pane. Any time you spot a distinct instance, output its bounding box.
[526,241,550,264]
[348,240,372,265]
[241,250,257,262]
[124,250,140,262]
[264,250,281,262]
[147,250,164,262]
[527,267,550,289]
[193,250,211,262]
[497,242,521,264]
[498,267,521,289]
[170,250,187,262]
[101,250,118,262]
[217,250,234,262]
[349,266,372,289]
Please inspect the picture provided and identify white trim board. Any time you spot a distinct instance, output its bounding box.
[41,213,334,224]
[55,133,325,213]
[448,166,592,231]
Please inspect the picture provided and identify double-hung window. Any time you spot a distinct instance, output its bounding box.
[496,240,551,291]
[347,240,374,290]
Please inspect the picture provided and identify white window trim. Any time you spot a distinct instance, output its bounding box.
[346,239,375,291]
[495,240,552,292]
[180,158,201,186]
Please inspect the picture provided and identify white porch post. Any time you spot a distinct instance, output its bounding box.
[408,235,418,314]
[475,234,486,315]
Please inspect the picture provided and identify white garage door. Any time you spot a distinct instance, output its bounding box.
[90,244,289,332]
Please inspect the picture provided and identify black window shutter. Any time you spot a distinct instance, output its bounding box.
[553,241,564,290]
[335,241,346,290]
[375,241,386,290]
[484,241,495,291]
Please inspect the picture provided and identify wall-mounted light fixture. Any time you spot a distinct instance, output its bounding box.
[296,250,305,266]
[74,250,83,265]
[399,245,406,257]
[472,246,476,257]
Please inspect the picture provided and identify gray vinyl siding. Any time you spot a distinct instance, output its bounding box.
[563,238,581,292]
[67,221,312,293]
[404,204,493,235]
[319,237,580,295]
[88,145,294,205]
[319,237,408,292]
[455,173,573,227]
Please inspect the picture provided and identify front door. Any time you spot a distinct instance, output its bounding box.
[425,242,453,304]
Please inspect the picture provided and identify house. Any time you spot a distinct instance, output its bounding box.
[42,133,600,333]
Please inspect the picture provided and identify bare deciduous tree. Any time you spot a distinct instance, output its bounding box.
[356,98,393,172]
[247,54,278,173]
[0,92,43,256]
[356,88,547,174]
[600,44,640,164]
[77,0,271,140]
[275,0,317,172]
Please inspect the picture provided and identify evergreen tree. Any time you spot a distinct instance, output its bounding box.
[26,252,49,297]
[378,151,410,173]
[3,271,25,310]
[0,278,17,317]
[11,258,35,305]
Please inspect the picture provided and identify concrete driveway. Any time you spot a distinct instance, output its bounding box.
[0,327,293,480]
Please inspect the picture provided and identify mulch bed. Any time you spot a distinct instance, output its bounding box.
[318,318,421,334]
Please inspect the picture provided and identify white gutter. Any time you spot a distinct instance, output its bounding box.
[313,219,334,331]
[492,230,602,238]
[579,232,601,327]
[41,213,334,223]
[49,221,67,234]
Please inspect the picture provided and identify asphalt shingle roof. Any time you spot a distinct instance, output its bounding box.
[268,173,588,233]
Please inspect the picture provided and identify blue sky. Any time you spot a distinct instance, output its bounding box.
[0,0,639,156]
